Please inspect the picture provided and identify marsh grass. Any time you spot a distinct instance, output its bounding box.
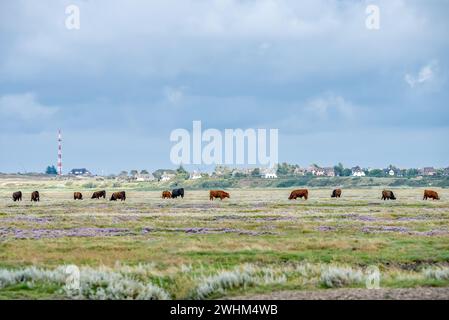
[1,179,449,298]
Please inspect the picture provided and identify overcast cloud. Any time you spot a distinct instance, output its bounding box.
[0,0,448,173]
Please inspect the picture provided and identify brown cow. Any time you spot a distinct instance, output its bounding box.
[31,191,40,202]
[381,190,396,200]
[423,190,439,200]
[331,189,342,198]
[110,191,126,201]
[162,191,172,199]
[74,192,83,200]
[289,189,308,200]
[13,191,22,202]
[91,190,106,199]
[209,190,230,201]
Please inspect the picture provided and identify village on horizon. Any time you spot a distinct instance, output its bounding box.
[5,163,448,182]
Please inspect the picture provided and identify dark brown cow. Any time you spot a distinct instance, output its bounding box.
[423,190,439,200]
[91,190,106,199]
[209,190,230,201]
[381,190,396,200]
[331,189,342,198]
[110,191,126,201]
[13,191,22,202]
[31,191,40,202]
[74,192,83,200]
[162,191,172,199]
[12,191,22,202]
[289,189,308,200]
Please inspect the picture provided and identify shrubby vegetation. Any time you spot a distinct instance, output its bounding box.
[2,263,449,299]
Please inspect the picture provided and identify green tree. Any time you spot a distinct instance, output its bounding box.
[140,170,149,174]
[45,165,57,175]
[176,165,189,180]
[342,168,352,177]
[368,169,384,177]
[406,168,419,177]
[334,163,344,177]
[119,171,128,177]
[276,162,296,176]
[251,168,260,177]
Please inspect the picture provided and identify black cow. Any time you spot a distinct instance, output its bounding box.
[91,190,106,199]
[171,188,184,199]
[13,191,22,202]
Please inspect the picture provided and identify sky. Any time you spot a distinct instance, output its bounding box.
[0,0,448,174]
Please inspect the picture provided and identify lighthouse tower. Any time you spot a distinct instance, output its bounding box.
[57,129,62,176]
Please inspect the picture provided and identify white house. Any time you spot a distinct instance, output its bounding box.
[262,168,278,179]
[189,171,202,180]
[323,167,335,177]
[160,172,175,182]
[69,168,92,176]
[353,171,366,177]
[136,173,155,182]
[293,167,306,176]
[352,166,366,177]
[307,165,320,176]
[388,169,395,176]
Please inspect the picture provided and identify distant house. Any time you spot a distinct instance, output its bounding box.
[420,167,437,176]
[160,171,175,182]
[351,166,366,177]
[307,165,321,176]
[323,167,335,177]
[231,168,251,177]
[352,166,365,177]
[213,165,231,177]
[135,173,155,182]
[261,167,278,179]
[189,171,202,180]
[388,169,395,176]
[69,168,92,176]
[293,167,306,176]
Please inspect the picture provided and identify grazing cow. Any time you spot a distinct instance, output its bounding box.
[209,190,230,201]
[171,188,185,199]
[423,190,439,200]
[381,190,396,200]
[74,192,83,200]
[110,191,126,201]
[162,191,172,199]
[289,189,308,200]
[331,189,342,198]
[91,190,106,199]
[31,191,40,202]
[12,191,22,202]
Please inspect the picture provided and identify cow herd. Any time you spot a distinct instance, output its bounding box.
[11,190,127,202]
[10,188,441,202]
[285,188,439,201]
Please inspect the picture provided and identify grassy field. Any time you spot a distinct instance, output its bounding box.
[0,177,449,299]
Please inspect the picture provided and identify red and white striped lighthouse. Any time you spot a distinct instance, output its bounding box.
[57,129,62,176]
